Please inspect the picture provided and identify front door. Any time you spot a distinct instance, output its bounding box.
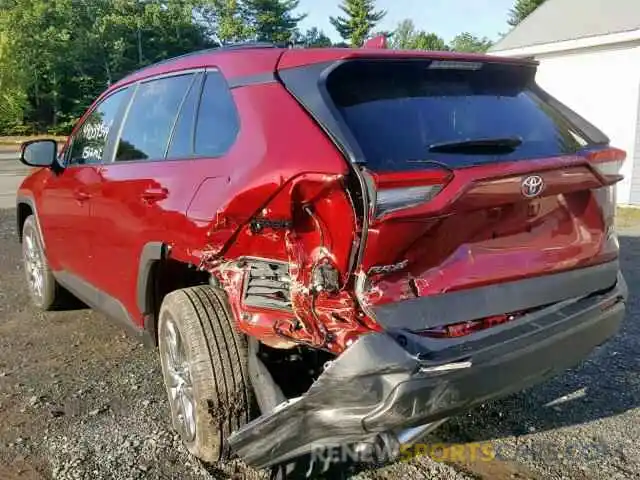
[38,87,131,283]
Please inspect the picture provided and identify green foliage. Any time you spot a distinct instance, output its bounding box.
[449,32,493,53]
[413,32,448,51]
[390,20,447,51]
[330,0,386,47]
[199,0,252,42]
[0,0,521,135]
[298,27,332,48]
[0,0,219,134]
[243,0,306,43]
[508,0,546,26]
[390,19,417,49]
[0,0,307,134]
[391,21,492,53]
[0,10,28,132]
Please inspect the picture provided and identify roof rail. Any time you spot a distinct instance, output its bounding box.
[121,42,284,81]
[221,41,283,50]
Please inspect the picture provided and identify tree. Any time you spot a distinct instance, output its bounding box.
[413,32,447,51]
[508,0,546,26]
[199,0,252,43]
[2,0,77,131]
[0,0,337,134]
[390,19,416,49]
[0,0,212,134]
[243,0,306,43]
[299,27,332,47]
[390,19,447,51]
[449,32,493,53]
[330,0,386,47]
[0,10,28,133]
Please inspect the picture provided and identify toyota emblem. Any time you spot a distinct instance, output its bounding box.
[521,175,544,198]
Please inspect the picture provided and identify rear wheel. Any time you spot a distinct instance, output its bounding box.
[158,285,253,463]
[21,215,62,310]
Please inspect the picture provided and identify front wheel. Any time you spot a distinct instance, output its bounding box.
[21,215,60,310]
[158,285,254,463]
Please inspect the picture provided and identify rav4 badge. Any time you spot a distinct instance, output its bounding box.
[368,259,409,275]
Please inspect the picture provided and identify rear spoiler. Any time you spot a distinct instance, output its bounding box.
[277,48,539,71]
[363,35,388,49]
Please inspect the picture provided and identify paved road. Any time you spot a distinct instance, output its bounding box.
[0,152,29,209]
[0,152,19,164]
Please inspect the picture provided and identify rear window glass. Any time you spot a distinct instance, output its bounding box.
[194,71,239,157]
[326,60,605,171]
[116,73,194,162]
[167,73,203,159]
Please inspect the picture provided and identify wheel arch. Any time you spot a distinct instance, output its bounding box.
[16,196,37,243]
[138,242,211,345]
[138,242,167,344]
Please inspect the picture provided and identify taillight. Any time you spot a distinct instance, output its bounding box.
[584,147,626,183]
[584,147,626,241]
[375,185,443,218]
[373,170,452,219]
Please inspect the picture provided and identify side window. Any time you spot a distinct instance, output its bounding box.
[116,74,194,162]
[67,88,129,166]
[166,73,203,159]
[194,71,239,157]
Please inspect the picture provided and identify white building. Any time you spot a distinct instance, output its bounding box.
[490,0,640,205]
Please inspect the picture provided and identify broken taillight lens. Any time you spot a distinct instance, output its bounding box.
[416,312,526,338]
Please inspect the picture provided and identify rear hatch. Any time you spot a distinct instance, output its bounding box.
[277,52,624,331]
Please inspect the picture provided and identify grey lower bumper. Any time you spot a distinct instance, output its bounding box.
[373,260,620,330]
[228,272,627,469]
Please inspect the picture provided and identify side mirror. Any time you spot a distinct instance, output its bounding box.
[20,139,58,168]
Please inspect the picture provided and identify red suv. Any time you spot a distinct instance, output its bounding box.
[17,44,628,472]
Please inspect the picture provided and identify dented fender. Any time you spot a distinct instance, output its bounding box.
[195,173,380,353]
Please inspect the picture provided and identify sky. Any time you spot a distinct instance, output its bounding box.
[297,0,515,43]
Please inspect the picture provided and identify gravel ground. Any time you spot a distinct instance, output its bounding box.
[1,206,639,480]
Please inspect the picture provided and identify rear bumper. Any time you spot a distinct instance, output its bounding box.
[229,271,627,469]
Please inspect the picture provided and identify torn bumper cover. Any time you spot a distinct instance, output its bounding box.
[228,273,627,469]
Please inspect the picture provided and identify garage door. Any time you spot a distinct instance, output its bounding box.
[628,82,640,205]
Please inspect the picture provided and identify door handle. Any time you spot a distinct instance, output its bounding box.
[73,189,92,202]
[140,187,169,203]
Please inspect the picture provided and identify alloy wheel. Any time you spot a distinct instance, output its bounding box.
[161,316,196,442]
[23,227,45,303]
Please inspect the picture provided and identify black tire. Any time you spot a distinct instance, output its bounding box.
[270,459,311,480]
[21,215,62,310]
[158,285,253,463]
[270,456,352,480]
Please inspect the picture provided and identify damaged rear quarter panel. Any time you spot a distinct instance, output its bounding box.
[185,82,380,353]
[207,173,380,353]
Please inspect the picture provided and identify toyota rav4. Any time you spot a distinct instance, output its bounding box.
[17,44,628,473]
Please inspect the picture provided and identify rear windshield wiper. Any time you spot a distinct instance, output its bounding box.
[428,136,523,154]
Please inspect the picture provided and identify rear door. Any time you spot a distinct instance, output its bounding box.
[90,69,242,325]
[89,71,200,323]
[279,56,623,310]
